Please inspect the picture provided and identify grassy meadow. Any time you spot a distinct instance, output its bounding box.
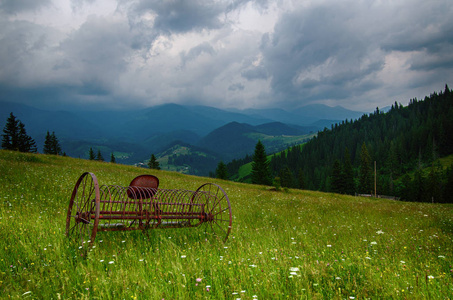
[1,150,452,299]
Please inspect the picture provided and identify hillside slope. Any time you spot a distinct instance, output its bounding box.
[196,121,313,161]
[1,150,452,299]
[242,86,453,202]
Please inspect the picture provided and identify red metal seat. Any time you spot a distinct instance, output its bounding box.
[127,175,159,199]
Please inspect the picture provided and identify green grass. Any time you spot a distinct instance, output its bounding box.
[1,150,452,299]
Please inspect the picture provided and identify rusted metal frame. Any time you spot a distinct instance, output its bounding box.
[95,185,207,231]
[160,189,180,225]
[97,215,202,220]
[156,189,178,226]
[97,211,202,216]
[127,185,151,229]
[67,173,232,244]
[118,185,137,229]
[99,185,111,228]
[186,191,206,227]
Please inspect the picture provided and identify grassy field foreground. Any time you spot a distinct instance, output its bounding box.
[0,150,452,299]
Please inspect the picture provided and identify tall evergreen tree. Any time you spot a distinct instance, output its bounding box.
[43,131,62,155]
[88,148,95,160]
[43,131,52,154]
[148,154,160,170]
[251,140,272,185]
[398,174,412,201]
[443,166,453,203]
[110,153,116,163]
[215,161,229,180]
[17,122,37,153]
[426,163,442,203]
[343,148,355,195]
[279,165,294,188]
[1,113,36,152]
[2,113,18,150]
[297,168,305,189]
[359,143,373,194]
[330,160,344,193]
[51,132,61,155]
[96,150,104,162]
[412,169,425,202]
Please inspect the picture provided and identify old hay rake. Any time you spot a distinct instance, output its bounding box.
[66,172,232,244]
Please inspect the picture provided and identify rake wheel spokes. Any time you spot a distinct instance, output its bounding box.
[195,183,232,242]
[66,172,100,245]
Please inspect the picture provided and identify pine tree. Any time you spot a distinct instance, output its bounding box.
[88,148,95,160]
[43,131,62,155]
[110,153,116,163]
[343,148,355,195]
[43,131,52,154]
[2,112,19,150]
[359,143,373,194]
[148,154,160,170]
[96,150,104,162]
[215,161,228,180]
[443,166,453,203]
[412,169,425,202]
[279,165,294,188]
[1,113,36,152]
[330,160,343,193]
[251,140,272,185]
[398,174,412,201]
[426,163,442,203]
[297,168,305,189]
[17,121,37,152]
[51,132,61,155]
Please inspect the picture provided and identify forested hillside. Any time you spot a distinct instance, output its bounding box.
[264,85,453,202]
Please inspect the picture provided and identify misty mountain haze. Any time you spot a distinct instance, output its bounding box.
[0,101,364,167]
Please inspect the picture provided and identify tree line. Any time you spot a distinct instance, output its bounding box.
[220,85,453,203]
[1,112,64,155]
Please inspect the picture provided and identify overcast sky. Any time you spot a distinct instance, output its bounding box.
[0,0,452,112]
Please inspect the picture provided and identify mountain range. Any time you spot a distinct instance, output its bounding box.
[0,101,365,173]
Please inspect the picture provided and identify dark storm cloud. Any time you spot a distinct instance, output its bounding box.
[378,2,453,73]
[260,3,384,104]
[0,0,51,14]
[1,0,452,111]
[0,19,60,86]
[132,0,224,34]
[257,0,453,107]
[57,16,132,94]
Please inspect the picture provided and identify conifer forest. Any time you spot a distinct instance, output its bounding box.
[266,85,453,203]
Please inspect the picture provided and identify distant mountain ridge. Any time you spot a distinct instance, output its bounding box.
[196,121,315,161]
[227,104,364,126]
[0,101,365,166]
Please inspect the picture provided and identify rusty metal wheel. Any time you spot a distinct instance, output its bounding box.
[66,172,100,245]
[196,183,232,242]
